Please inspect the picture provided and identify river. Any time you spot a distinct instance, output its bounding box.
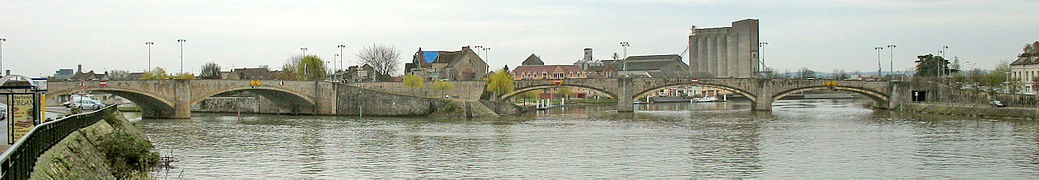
[132,99,1039,178]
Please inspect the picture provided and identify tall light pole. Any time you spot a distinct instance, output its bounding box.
[942,46,949,78]
[145,42,154,71]
[759,42,768,73]
[473,45,483,58]
[482,47,490,64]
[301,47,308,57]
[621,42,630,71]
[177,39,186,74]
[0,38,6,75]
[887,44,896,81]
[875,46,884,78]
[337,44,345,71]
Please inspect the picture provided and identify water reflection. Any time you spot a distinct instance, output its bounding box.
[136,99,1039,178]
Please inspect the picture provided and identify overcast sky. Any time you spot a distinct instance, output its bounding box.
[2,0,1038,77]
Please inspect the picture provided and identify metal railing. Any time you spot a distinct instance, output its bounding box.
[0,105,116,180]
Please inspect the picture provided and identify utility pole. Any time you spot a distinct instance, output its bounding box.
[875,46,884,79]
[177,39,186,74]
[146,42,154,71]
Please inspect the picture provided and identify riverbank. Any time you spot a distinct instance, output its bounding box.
[899,103,1039,120]
[30,110,157,179]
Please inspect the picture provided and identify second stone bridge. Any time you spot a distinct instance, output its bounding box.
[504,78,912,111]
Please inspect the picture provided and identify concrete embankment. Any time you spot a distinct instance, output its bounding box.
[30,110,156,179]
[901,103,1039,120]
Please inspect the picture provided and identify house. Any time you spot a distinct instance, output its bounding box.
[521,54,545,66]
[511,65,587,80]
[405,46,489,81]
[605,54,689,78]
[1011,49,1039,93]
[584,65,616,79]
[226,68,272,80]
[342,64,376,82]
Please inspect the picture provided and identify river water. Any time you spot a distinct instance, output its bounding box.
[133,99,1039,178]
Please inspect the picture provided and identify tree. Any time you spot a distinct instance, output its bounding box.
[274,58,298,80]
[485,67,514,99]
[433,80,455,97]
[517,90,541,100]
[798,68,815,78]
[297,55,327,81]
[556,87,572,98]
[402,74,424,93]
[914,54,952,77]
[108,70,131,80]
[140,67,169,80]
[357,44,400,79]
[200,62,222,79]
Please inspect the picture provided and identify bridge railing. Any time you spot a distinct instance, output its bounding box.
[0,105,116,180]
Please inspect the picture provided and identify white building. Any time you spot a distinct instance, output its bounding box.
[1011,53,1039,93]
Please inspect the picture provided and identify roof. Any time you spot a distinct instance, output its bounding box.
[585,65,615,72]
[511,65,585,74]
[1011,54,1039,66]
[521,54,544,65]
[605,54,687,71]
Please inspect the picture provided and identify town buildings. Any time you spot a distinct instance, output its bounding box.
[688,19,760,78]
[405,46,489,81]
[603,54,689,78]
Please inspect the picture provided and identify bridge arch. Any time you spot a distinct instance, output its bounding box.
[501,84,617,100]
[771,86,889,107]
[190,86,317,114]
[634,82,758,102]
[48,87,177,118]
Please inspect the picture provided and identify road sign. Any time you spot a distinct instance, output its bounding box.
[99,80,108,86]
[280,81,285,86]
[690,78,699,83]
[78,80,86,87]
[553,79,564,85]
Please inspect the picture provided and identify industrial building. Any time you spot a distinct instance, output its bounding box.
[688,19,760,78]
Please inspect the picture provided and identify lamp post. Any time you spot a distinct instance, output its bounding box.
[301,47,308,57]
[621,42,630,71]
[0,38,6,74]
[875,46,884,79]
[177,39,186,74]
[887,44,896,81]
[337,44,345,71]
[145,42,154,71]
[759,42,768,73]
[482,47,490,63]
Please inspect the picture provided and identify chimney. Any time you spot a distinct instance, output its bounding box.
[462,46,470,50]
[690,25,697,35]
[77,64,83,74]
[584,48,593,61]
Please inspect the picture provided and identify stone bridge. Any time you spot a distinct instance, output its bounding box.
[48,80,338,118]
[503,78,911,111]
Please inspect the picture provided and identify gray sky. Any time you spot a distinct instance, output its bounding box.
[2,0,1038,77]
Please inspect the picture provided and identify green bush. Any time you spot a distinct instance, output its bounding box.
[98,130,158,177]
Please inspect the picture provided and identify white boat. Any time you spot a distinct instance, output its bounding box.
[692,95,727,103]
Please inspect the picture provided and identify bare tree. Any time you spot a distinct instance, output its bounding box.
[108,70,131,80]
[357,44,400,78]
[200,62,222,79]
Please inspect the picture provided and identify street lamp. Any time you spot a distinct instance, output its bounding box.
[759,42,768,73]
[482,47,490,64]
[337,44,345,71]
[0,38,6,75]
[621,42,630,71]
[887,44,896,81]
[145,42,154,71]
[177,39,186,74]
[875,46,884,78]
[301,47,308,57]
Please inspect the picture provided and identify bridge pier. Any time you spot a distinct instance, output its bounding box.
[616,77,634,112]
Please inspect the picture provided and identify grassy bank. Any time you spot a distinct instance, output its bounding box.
[30,110,157,179]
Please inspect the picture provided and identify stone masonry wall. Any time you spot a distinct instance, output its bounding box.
[351,81,485,100]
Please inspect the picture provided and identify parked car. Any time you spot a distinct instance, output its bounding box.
[70,100,104,110]
[990,100,1006,108]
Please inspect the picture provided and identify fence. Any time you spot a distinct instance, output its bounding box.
[0,105,115,180]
